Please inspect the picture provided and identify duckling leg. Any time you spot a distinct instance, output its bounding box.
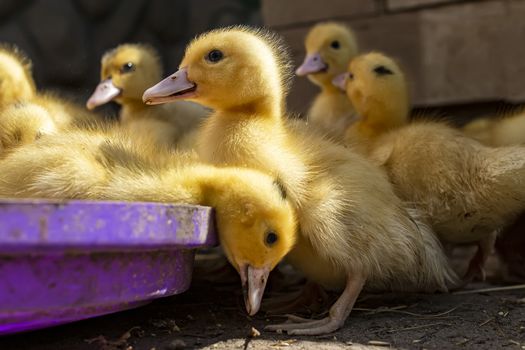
[265,272,365,335]
[464,232,497,282]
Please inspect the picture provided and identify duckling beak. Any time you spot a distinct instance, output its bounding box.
[332,73,348,91]
[142,67,197,105]
[296,53,328,76]
[240,264,270,316]
[86,79,122,110]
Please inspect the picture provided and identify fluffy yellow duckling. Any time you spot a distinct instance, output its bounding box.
[0,103,57,156]
[462,109,525,282]
[143,26,458,335]
[86,44,208,148]
[0,128,298,296]
[0,46,52,154]
[0,45,102,156]
[296,22,359,139]
[0,44,100,127]
[462,108,525,147]
[337,52,525,281]
[334,52,409,149]
[0,45,36,108]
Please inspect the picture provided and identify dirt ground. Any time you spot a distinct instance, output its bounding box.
[1,263,524,350]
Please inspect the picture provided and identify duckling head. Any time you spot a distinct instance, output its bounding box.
[0,45,36,108]
[143,26,293,115]
[211,170,296,316]
[87,44,162,110]
[296,22,358,90]
[334,52,409,125]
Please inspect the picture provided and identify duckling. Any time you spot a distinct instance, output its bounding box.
[333,52,409,150]
[0,103,57,156]
[0,44,36,108]
[462,108,525,147]
[338,52,525,281]
[86,44,208,148]
[0,46,51,155]
[0,44,101,146]
[296,22,359,139]
[143,26,458,335]
[0,128,298,305]
[461,109,525,282]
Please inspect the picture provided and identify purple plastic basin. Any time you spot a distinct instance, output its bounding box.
[0,199,217,335]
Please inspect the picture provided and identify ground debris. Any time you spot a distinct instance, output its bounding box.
[455,338,470,346]
[367,340,390,346]
[249,326,261,338]
[271,339,297,347]
[150,318,181,333]
[84,327,142,350]
[397,321,449,333]
[164,339,186,350]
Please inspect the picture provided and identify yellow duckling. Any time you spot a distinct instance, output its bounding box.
[462,108,525,147]
[0,44,100,127]
[143,26,457,335]
[296,22,359,139]
[0,45,102,155]
[86,44,208,148]
[0,44,36,108]
[337,51,525,281]
[0,46,53,154]
[0,103,57,156]
[0,128,298,297]
[334,52,409,149]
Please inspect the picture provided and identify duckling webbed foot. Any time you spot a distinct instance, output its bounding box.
[265,272,365,335]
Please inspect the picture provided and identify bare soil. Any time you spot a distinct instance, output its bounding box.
[1,269,524,350]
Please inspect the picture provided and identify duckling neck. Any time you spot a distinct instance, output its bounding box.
[119,99,150,123]
[219,94,283,120]
[181,165,247,207]
[361,100,409,134]
[321,82,343,95]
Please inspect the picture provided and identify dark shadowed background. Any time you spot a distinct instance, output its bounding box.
[0,0,261,102]
[0,0,523,120]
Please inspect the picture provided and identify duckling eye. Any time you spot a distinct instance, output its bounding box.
[373,65,394,76]
[120,62,135,74]
[206,49,224,63]
[330,41,340,49]
[348,72,354,81]
[265,231,278,247]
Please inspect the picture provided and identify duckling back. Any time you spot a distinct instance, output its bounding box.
[463,109,525,147]
[0,103,57,157]
[371,121,525,244]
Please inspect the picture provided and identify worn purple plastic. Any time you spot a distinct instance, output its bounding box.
[0,199,217,335]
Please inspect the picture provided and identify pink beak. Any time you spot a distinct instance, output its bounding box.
[296,53,328,76]
[142,67,196,105]
[239,264,271,316]
[86,79,122,110]
[332,73,348,91]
